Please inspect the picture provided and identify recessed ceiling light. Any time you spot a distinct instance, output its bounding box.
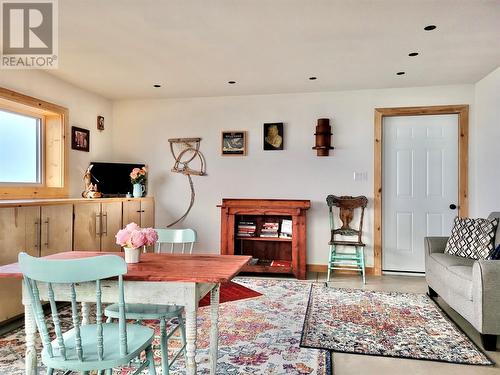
[153,84,161,88]
[228,81,236,84]
[309,76,318,80]
[408,52,419,57]
[424,25,437,31]
[396,71,405,75]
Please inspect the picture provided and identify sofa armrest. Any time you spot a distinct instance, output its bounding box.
[424,237,448,255]
[473,260,500,333]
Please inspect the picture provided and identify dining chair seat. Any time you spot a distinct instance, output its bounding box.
[42,323,154,371]
[105,303,183,321]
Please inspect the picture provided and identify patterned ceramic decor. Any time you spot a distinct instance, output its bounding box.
[300,284,493,365]
[0,278,330,374]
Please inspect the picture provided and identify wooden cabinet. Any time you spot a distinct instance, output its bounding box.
[0,205,71,322]
[123,198,154,228]
[40,204,73,257]
[219,199,310,279]
[74,201,122,251]
[0,207,39,321]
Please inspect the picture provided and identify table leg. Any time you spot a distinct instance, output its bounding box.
[209,284,220,375]
[81,302,90,325]
[24,302,38,375]
[185,307,197,375]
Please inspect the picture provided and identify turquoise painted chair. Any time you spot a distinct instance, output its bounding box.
[105,228,196,374]
[326,195,368,284]
[18,252,156,375]
[156,228,196,254]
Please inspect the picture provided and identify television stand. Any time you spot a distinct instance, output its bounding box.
[218,198,310,279]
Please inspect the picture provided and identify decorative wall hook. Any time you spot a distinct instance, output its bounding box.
[312,118,334,156]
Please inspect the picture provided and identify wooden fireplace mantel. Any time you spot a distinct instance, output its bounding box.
[218,198,311,279]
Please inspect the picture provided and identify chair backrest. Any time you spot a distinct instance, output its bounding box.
[155,228,197,254]
[326,195,368,244]
[18,252,129,361]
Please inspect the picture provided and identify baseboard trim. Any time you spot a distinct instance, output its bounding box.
[307,264,375,275]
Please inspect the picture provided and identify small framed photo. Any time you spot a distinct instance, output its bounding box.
[97,116,105,130]
[221,131,247,156]
[71,126,90,152]
[263,122,284,150]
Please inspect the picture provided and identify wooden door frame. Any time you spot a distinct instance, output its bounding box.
[373,105,469,276]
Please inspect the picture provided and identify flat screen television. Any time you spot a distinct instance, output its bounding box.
[90,162,145,197]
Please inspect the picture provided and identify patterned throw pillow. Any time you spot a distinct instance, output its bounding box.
[445,217,499,260]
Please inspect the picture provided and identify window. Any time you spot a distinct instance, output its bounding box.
[0,109,42,184]
[0,87,68,199]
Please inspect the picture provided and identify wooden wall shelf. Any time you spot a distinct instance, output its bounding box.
[218,198,311,279]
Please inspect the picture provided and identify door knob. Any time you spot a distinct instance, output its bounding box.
[449,204,458,210]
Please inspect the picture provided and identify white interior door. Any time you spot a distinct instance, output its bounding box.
[382,114,458,272]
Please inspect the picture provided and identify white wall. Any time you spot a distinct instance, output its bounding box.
[0,71,114,197]
[112,85,474,266]
[474,67,500,217]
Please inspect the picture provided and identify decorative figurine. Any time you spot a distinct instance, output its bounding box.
[82,165,102,198]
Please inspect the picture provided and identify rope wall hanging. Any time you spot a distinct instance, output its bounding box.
[167,137,206,227]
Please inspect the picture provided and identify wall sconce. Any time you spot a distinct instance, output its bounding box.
[312,118,334,156]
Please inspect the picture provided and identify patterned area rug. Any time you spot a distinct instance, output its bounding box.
[0,278,330,374]
[300,284,493,365]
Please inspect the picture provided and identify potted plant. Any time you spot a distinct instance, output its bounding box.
[115,223,158,263]
[130,167,147,198]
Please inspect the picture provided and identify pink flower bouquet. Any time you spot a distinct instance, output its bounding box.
[130,167,147,185]
[115,222,158,249]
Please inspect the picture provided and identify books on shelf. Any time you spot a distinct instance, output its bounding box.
[237,220,256,237]
[280,219,293,238]
[260,221,279,238]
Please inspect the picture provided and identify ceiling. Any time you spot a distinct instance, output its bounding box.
[51,0,500,100]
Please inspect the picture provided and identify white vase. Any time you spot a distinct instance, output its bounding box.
[132,183,145,198]
[124,247,140,263]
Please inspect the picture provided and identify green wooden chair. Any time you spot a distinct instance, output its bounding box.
[105,228,196,374]
[326,195,368,284]
[18,252,156,375]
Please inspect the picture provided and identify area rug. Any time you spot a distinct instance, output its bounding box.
[300,284,493,365]
[0,278,330,374]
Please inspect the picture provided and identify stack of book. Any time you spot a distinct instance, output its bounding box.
[260,221,279,237]
[237,220,256,237]
[279,219,293,239]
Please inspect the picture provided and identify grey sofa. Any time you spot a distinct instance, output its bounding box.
[425,212,500,351]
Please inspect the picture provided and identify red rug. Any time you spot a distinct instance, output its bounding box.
[198,280,262,307]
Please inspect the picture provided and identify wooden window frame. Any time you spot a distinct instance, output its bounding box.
[0,87,69,199]
[373,105,469,276]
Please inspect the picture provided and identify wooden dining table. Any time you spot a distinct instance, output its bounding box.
[0,251,251,375]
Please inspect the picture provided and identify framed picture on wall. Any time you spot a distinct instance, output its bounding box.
[221,131,247,156]
[97,115,105,130]
[263,122,284,150]
[71,126,90,152]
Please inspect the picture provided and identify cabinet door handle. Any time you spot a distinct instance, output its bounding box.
[43,218,49,247]
[95,213,101,236]
[102,213,108,235]
[34,220,39,249]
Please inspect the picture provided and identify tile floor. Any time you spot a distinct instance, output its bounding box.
[309,272,500,375]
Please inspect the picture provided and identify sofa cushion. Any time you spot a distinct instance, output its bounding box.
[429,252,476,269]
[445,217,499,259]
[446,266,473,301]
